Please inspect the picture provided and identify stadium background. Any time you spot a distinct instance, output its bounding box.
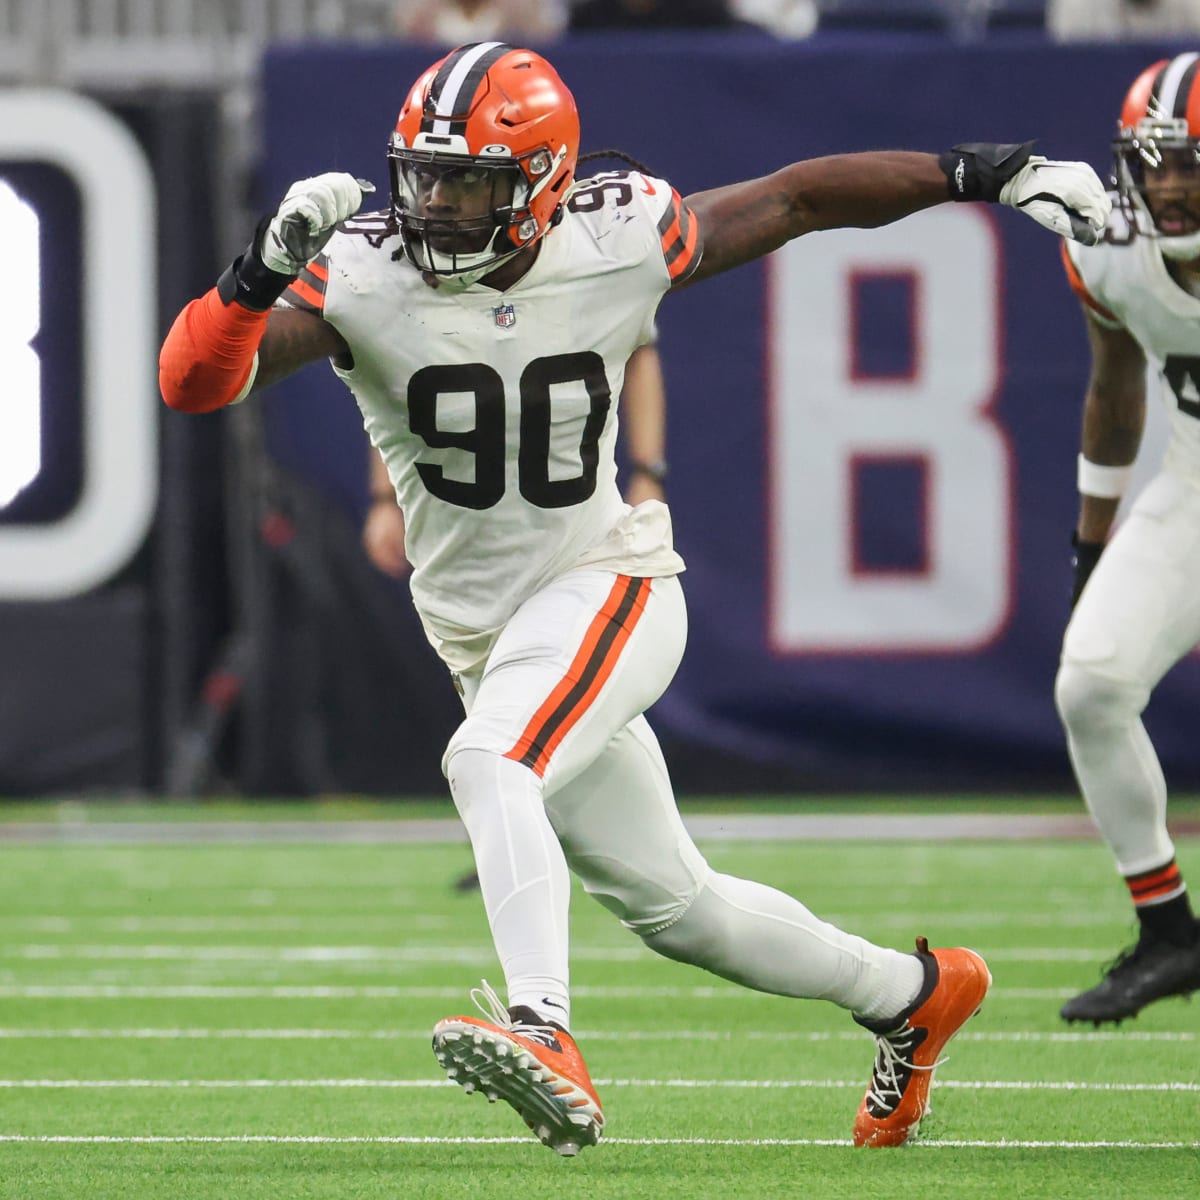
[1,2,1196,801]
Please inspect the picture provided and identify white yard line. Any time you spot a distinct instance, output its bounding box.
[0,1132,1195,1152]
[0,912,1130,931]
[0,813,1145,844]
[5,944,645,963]
[0,943,1110,963]
[1,1078,1196,1091]
[0,1027,1192,1043]
[0,1134,1195,1149]
[0,983,1082,998]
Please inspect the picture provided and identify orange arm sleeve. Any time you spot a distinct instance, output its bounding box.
[159,288,271,413]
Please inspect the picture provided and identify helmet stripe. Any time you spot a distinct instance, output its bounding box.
[425,41,511,137]
[1151,51,1200,120]
[1177,59,1200,127]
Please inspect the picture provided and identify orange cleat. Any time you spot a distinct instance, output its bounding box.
[852,937,991,1147]
[433,981,604,1156]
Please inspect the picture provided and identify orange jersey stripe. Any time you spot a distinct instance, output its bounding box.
[1059,241,1118,324]
[286,276,326,313]
[504,576,652,777]
[658,189,700,284]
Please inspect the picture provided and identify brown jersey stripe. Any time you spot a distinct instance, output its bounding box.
[1059,241,1118,324]
[284,276,326,314]
[504,575,652,777]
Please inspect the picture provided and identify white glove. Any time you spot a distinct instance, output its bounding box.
[999,157,1111,246]
[260,172,374,275]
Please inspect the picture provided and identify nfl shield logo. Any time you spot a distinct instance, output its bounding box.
[493,304,516,328]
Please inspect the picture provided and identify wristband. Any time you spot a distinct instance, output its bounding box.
[217,215,297,312]
[938,141,1035,202]
[630,459,668,485]
[1077,453,1133,499]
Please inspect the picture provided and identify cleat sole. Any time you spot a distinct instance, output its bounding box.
[433,1018,603,1156]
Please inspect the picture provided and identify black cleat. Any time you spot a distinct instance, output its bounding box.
[1061,931,1200,1025]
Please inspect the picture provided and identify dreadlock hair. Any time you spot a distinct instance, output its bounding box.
[577,148,657,178]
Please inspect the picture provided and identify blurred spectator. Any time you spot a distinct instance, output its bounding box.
[569,0,743,31]
[1047,0,1200,39]
[730,0,817,38]
[393,0,567,43]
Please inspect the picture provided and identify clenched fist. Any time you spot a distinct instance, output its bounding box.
[260,173,375,276]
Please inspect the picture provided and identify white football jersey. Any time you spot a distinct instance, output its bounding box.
[1062,199,1200,485]
[280,172,698,671]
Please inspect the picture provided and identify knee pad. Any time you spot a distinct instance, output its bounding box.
[1054,659,1146,738]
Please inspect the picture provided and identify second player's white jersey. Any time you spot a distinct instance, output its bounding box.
[1063,200,1200,486]
[280,172,698,671]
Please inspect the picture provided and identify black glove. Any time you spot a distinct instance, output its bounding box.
[938,142,1035,202]
[1070,532,1104,610]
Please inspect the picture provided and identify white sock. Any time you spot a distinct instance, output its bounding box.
[446,747,573,1028]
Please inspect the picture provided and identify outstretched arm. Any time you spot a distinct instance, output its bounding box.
[684,152,946,283]
[682,144,1109,286]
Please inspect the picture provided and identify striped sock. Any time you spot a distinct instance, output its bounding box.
[1126,859,1198,946]
[1126,858,1185,908]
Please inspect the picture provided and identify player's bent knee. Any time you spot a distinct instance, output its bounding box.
[1054,660,1144,735]
[443,742,540,827]
[441,718,507,781]
[568,851,705,936]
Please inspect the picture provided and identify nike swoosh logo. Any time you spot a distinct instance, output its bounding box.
[541,997,566,1011]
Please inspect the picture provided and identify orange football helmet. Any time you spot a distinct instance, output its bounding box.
[389,41,579,285]
[1113,51,1200,259]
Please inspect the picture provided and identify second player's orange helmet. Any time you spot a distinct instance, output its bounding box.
[1113,50,1200,259]
[389,41,580,286]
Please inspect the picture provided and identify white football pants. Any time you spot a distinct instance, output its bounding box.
[443,568,923,1028]
[1055,471,1200,875]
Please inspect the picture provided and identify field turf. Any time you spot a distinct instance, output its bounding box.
[0,799,1197,1198]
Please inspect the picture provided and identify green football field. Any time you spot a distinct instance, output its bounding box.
[1,800,1198,1199]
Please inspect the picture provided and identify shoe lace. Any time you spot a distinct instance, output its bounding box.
[865,1023,942,1116]
[1099,932,1156,982]
[469,979,560,1048]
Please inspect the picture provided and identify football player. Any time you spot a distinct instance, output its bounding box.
[160,42,1108,1151]
[1056,51,1200,1025]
